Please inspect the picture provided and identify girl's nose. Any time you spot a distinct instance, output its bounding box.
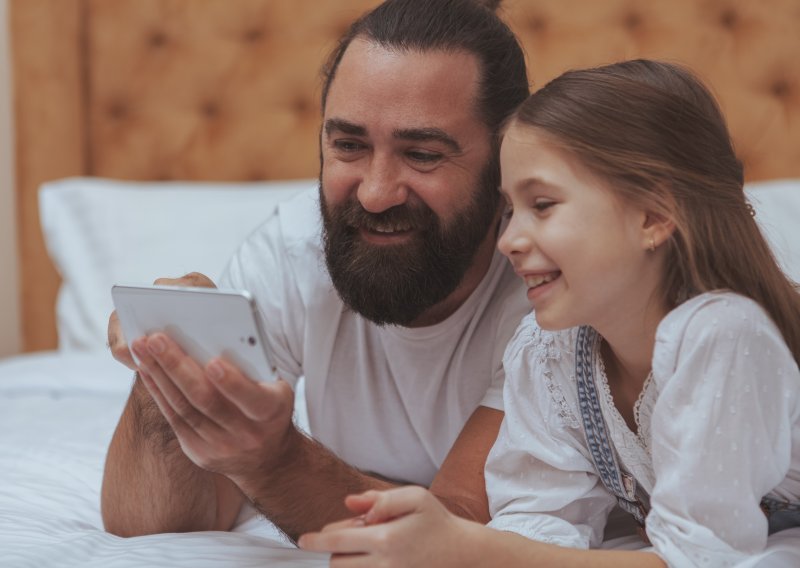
[497,215,533,259]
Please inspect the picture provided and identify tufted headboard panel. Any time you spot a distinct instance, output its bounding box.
[11,0,800,351]
[504,0,800,181]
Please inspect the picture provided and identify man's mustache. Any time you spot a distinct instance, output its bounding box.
[336,201,437,233]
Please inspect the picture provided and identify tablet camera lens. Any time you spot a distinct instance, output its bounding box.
[248,336,256,346]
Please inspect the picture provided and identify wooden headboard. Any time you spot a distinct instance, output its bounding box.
[11,0,800,352]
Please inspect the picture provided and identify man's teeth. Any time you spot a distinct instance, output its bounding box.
[371,223,412,233]
[525,273,558,288]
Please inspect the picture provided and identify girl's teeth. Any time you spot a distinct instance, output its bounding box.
[525,272,558,288]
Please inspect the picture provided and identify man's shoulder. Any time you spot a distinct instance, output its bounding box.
[235,188,323,262]
[221,187,327,290]
[271,187,323,251]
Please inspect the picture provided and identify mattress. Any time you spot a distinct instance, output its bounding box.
[0,351,328,567]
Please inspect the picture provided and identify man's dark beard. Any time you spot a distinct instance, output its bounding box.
[320,167,499,326]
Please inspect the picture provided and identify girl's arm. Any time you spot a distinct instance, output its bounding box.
[299,487,666,567]
[644,294,800,565]
[484,322,616,547]
[476,524,666,568]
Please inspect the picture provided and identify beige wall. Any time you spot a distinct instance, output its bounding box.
[0,0,21,357]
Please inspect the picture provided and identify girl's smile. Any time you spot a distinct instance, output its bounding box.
[497,124,666,336]
[517,270,562,302]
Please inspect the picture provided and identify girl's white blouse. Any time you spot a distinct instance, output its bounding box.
[485,292,800,566]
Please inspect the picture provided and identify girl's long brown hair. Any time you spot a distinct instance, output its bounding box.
[512,59,800,364]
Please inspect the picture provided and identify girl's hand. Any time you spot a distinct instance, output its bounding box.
[298,486,483,568]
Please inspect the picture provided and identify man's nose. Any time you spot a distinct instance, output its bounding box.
[357,155,408,213]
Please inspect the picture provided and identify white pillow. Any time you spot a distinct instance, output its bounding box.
[40,177,316,352]
[745,179,800,284]
[38,176,799,352]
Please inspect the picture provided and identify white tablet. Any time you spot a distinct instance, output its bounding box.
[111,284,277,382]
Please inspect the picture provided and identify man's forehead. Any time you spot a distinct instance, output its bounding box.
[323,39,484,136]
[344,37,480,71]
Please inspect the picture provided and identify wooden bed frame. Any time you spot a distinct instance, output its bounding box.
[11,0,800,352]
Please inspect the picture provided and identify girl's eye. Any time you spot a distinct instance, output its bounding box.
[533,200,556,212]
[502,203,513,219]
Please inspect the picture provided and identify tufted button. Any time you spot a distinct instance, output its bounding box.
[719,8,738,29]
[623,12,643,31]
[330,20,353,39]
[148,30,169,48]
[770,79,791,99]
[291,97,312,115]
[242,28,265,43]
[526,15,547,33]
[107,101,128,120]
[201,101,221,118]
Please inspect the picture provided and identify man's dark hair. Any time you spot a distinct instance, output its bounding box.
[321,0,529,142]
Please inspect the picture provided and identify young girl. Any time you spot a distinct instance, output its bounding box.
[298,60,800,566]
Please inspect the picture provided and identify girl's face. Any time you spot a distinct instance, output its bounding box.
[498,125,659,332]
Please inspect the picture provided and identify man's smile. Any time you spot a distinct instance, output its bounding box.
[358,226,417,244]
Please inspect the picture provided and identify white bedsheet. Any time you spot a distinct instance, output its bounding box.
[3,352,798,567]
[0,351,328,568]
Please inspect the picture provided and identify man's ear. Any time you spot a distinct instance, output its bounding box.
[642,212,676,251]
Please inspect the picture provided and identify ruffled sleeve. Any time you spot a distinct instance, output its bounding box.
[486,314,617,548]
[647,293,800,566]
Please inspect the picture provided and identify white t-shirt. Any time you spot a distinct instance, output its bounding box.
[220,189,530,486]
[486,291,800,565]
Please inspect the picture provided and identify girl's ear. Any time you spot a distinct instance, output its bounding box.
[642,212,676,251]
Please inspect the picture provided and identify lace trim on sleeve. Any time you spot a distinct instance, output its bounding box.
[531,324,580,429]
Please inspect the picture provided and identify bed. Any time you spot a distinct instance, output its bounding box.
[3,0,800,566]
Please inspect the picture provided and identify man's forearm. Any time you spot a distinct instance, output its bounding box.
[427,405,501,525]
[101,379,241,536]
[233,428,397,542]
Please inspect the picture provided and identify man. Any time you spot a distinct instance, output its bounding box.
[102,0,530,542]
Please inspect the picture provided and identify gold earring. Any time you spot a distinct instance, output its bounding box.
[648,237,656,252]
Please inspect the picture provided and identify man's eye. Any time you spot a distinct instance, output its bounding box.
[333,140,365,152]
[407,151,442,163]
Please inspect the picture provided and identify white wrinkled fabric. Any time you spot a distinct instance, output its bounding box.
[486,320,616,549]
[487,292,800,566]
[0,352,329,568]
[647,293,800,566]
